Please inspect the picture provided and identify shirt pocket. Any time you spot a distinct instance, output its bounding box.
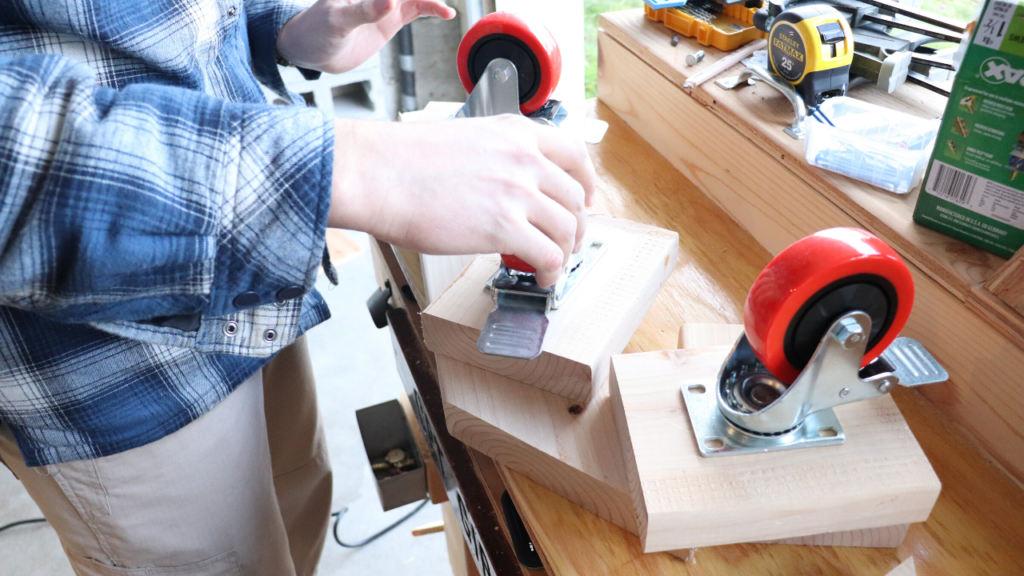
[67,550,242,576]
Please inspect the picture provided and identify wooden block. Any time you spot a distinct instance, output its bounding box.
[596,22,1024,484]
[423,254,477,306]
[609,347,941,552]
[440,349,910,549]
[438,354,640,533]
[394,246,427,309]
[423,215,679,402]
[765,524,909,548]
[678,323,744,349]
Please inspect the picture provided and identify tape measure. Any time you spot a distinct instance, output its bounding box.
[756,4,853,108]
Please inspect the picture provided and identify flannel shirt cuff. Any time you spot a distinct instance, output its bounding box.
[247,0,319,101]
[209,102,333,321]
[89,103,333,357]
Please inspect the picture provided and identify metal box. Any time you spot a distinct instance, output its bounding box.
[355,399,427,511]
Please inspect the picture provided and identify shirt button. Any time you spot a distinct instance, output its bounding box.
[227,6,237,16]
[224,321,238,336]
[233,292,260,308]
[276,286,304,301]
[264,329,277,342]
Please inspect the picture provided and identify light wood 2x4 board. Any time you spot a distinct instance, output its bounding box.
[423,214,679,403]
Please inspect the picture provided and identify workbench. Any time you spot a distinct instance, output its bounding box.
[369,10,1024,575]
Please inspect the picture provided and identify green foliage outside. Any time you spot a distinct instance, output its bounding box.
[583,0,984,98]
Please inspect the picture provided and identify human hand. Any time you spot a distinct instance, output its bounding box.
[330,115,596,287]
[277,0,456,74]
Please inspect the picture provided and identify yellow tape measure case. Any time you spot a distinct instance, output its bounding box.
[768,5,852,107]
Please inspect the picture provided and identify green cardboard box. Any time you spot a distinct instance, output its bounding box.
[913,0,1024,258]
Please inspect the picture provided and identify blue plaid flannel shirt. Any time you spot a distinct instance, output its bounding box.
[0,0,336,467]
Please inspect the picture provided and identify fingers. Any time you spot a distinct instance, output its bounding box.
[527,189,578,264]
[395,0,456,23]
[535,127,598,208]
[504,225,565,288]
[535,159,587,252]
[409,0,456,19]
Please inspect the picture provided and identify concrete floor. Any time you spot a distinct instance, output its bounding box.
[0,232,452,576]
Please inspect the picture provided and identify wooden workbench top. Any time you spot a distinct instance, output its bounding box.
[599,9,1004,298]
[496,99,1024,575]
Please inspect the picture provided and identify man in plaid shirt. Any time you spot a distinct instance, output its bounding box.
[0,0,595,573]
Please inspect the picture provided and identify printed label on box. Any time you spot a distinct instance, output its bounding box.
[925,160,1024,230]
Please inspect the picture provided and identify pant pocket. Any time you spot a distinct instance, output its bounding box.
[67,550,243,576]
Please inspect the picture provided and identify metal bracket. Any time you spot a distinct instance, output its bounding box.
[682,383,845,457]
[681,311,947,457]
[551,239,607,309]
[477,282,550,360]
[455,58,523,119]
[478,239,608,359]
[716,64,807,140]
[453,58,608,142]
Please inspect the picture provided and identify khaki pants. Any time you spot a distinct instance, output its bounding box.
[0,337,332,576]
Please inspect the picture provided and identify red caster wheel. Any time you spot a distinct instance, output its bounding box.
[743,228,915,384]
[501,254,536,273]
[457,11,562,115]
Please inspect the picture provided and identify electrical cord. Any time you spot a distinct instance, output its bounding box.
[3,498,431,546]
[331,498,429,548]
[811,107,836,127]
[0,518,47,534]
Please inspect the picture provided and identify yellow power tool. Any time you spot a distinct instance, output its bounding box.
[754,2,853,108]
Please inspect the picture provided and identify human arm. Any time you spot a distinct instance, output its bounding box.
[1,56,591,328]
[0,54,333,324]
[331,114,595,287]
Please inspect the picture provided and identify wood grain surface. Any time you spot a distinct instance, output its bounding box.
[610,346,940,551]
[596,16,1024,483]
[438,353,640,533]
[422,216,679,403]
